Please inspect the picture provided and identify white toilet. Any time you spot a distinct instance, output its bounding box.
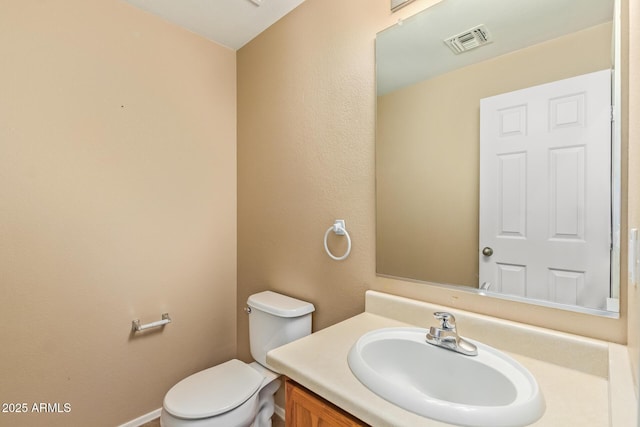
[160,291,315,427]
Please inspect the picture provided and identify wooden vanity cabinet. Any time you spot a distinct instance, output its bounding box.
[285,378,369,427]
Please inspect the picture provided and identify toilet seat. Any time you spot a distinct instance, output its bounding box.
[164,359,263,420]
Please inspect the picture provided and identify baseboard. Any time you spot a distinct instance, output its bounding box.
[118,405,280,426]
[117,408,162,427]
[274,404,285,422]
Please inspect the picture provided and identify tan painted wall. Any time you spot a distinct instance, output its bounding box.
[377,23,612,287]
[237,0,628,368]
[0,0,635,424]
[627,0,640,393]
[237,0,387,360]
[0,1,236,426]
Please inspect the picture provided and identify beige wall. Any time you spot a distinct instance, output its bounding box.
[237,0,629,368]
[628,0,640,392]
[237,0,388,360]
[377,23,612,287]
[2,0,635,424]
[0,1,236,426]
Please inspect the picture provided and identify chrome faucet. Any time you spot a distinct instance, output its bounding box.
[426,312,478,356]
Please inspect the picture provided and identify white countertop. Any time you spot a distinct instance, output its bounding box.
[267,291,636,427]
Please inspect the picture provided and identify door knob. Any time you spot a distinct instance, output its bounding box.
[482,247,493,256]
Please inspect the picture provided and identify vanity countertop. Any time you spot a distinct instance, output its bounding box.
[267,291,636,427]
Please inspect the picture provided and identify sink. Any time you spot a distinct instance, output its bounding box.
[347,327,545,427]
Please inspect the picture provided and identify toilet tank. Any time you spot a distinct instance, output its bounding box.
[247,291,315,370]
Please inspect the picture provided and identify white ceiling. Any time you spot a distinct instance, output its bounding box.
[376,0,613,95]
[121,0,306,50]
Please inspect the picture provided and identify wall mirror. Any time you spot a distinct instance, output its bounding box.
[375,0,621,316]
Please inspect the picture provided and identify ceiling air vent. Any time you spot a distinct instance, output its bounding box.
[391,0,416,12]
[444,25,492,54]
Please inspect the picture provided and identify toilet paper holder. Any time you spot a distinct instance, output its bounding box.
[132,313,171,332]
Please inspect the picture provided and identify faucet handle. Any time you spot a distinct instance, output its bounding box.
[433,312,456,331]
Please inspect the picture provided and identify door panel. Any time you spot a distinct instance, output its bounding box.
[479,69,611,309]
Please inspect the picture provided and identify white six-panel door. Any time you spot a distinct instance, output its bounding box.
[479,69,611,310]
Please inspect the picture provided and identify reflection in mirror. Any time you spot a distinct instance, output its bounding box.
[375,0,620,315]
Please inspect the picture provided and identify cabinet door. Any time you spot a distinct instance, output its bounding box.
[285,379,368,427]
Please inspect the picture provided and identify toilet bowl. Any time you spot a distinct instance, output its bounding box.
[160,291,314,427]
[160,360,279,427]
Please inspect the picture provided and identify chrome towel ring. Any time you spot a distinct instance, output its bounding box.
[324,220,352,261]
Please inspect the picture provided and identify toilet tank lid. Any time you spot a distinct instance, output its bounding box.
[247,291,315,317]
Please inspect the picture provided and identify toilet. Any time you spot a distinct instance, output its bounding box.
[160,291,315,427]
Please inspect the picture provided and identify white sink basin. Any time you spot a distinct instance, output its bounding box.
[348,327,545,427]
